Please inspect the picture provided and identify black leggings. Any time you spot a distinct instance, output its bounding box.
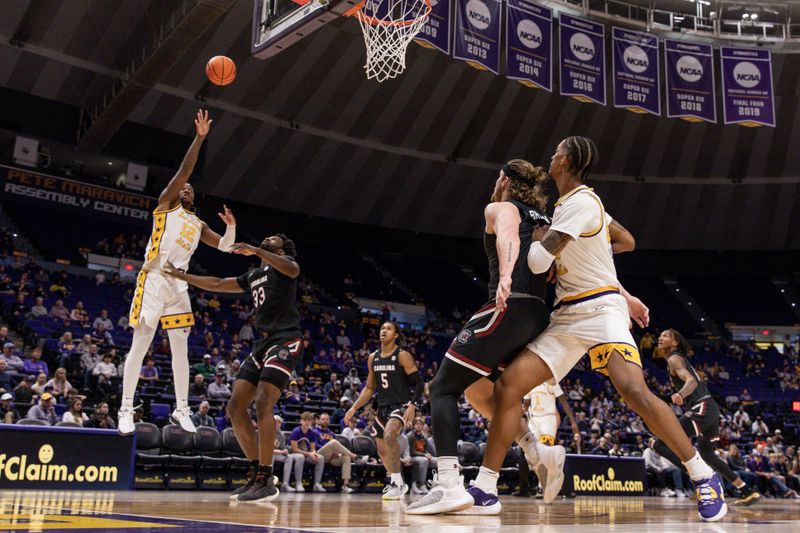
[653,416,740,484]
[429,357,484,458]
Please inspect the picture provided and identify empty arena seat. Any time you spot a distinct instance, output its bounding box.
[336,435,353,452]
[352,435,384,491]
[458,441,482,481]
[222,427,245,457]
[162,424,201,490]
[149,403,171,426]
[134,422,167,490]
[194,426,223,456]
[16,418,47,426]
[135,422,162,454]
[193,426,230,490]
[55,421,80,427]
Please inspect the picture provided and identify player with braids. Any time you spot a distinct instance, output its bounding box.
[461,136,727,522]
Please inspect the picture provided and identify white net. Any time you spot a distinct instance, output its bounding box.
[352,0,431,82]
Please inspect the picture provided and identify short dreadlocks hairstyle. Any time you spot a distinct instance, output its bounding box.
[563,136,598,181]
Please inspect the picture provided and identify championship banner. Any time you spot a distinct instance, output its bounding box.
[721,47,775,127]
[453,0,502,74]
[0,164,155,224]
[505,0,552,91]
[415,0,451,55]
[562,454,646,496]
[559,13,606,105]
[665,39,716,123]
[612,27,660,115]
[0,425,135,490]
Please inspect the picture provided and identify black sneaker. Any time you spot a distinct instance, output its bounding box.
[733,484,761,506]
[230,465,258,500]
[238,473,279,502]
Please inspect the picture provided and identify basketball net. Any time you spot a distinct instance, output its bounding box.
[346,0,431,82]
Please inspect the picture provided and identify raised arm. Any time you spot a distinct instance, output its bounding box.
[231,243,300,278]
[667,355,698,406]
[157,110,212,210]
[162,262,243,293]
[344,354,377,425]
[199,205,236,251]
[485,202,522,310]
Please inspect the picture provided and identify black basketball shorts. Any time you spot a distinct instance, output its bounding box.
[374,402,407,439]
[445,296,550,382]
[236,332,303,389]
[682,398,721,442]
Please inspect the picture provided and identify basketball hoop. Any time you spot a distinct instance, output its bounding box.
[345,0,431,82]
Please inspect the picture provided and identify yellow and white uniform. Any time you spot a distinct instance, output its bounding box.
[524,382,563,446]
[527,185,641,381]
[129,205,201,330]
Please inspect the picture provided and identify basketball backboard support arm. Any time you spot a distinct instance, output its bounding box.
[251,0,358,59]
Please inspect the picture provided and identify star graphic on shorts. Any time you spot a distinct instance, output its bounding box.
[623,348,632,357]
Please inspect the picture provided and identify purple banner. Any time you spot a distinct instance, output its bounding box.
[453,0,501,74]
[721,47,775,127]
[665,39,716,123]
[612,27,660,115]
[506,0,552,91]
[415,0,451,55]
[559,13,606,105]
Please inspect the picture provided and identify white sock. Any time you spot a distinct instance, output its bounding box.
[474,466,499,494]
[390,473,403,486]
[683,452,714,480]
[168,328,191,409]
[438,456,460,482]
[121,324,157,407]
[519,430,540,466]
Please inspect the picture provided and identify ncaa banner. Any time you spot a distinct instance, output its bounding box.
[506,0,552,91]
[612,27,660,115]
[721,47,775,127]
[665,39,716,123]
[415,0,451,55]
[453,0,502,74]
[559,13,606,105]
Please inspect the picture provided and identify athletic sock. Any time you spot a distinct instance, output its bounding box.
[390,473,404,486]
[519,430,540,466]
[258,464,273,477]
[683,452,715,481]
[474,466,499,494]
[438,456,460,482]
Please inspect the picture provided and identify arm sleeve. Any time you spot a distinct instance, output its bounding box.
[217,224,236,252]
[235,272,250,292]
[407,371,423,403]
[550,193,603,240]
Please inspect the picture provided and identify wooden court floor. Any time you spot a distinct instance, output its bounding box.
[1,490,798,532]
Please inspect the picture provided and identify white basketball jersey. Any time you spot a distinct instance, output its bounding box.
[525,382,563,418]
[142,206,202,272]
[549,185,619,305]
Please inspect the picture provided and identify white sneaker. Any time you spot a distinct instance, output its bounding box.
[170,407,197,433]
[313,483,327,493]
[410,483,424,495]
[117,405,135,435]
[537,443,566,504]
[295,482,305,493]
[341,485,354,494]
[676,490,688,498]
[405,475,473,515]
[284,483,295,493]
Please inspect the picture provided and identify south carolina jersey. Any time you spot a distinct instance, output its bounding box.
[549,185,619,306]
[524,382,563,418]
[235,260,300,336]
[371,347,411,406]
[142,205,203,273]
[668,352,711,407]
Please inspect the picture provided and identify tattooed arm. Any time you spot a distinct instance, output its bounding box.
[484,202,522,310]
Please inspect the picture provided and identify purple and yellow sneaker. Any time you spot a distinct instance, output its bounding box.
[448,486,502,515]
[693,473,727,522]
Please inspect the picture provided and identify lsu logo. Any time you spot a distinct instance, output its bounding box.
[517,19,542,50]
[733,61,761,88]
[676,55,703,83]
[622,45,648,73]
[466,0,491,30]
[457,330,472,344]
[569,33,594,62]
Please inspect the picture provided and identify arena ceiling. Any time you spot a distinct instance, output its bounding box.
[1,0,799,250]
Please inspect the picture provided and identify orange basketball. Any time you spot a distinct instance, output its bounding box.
[205,56,236,86]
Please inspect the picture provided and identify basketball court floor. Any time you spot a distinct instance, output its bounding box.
[2,490,798,532]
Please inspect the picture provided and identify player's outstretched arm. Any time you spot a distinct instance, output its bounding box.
[157,109,212,210]
[199,205,236,251]
[162,262,242,293]
[609,218,636,254]
[231,243,300,278]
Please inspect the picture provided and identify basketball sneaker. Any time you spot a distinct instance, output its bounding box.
[238,473,279,503]
[117,405,136,436]
[313,483,327,493]
[733,484,760,506]
[538,444,566,504]
[693,473,727,522]
[405,474,473,515]
[230,463,258,500]
[170,407,197,433]
[382,481,408,500]
[447,486,501,515]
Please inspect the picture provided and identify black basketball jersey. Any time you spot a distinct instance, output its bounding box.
[668,352,711,407]
[484,199,551,300]
[371,347,412,406]
[235,259,300,335]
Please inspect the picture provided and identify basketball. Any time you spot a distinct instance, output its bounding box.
[205,55,236,86]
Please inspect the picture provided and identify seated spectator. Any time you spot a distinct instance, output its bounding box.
[75,334,94,355]
[315,412,357,493]
[85,402,115,429]
[327,380,343,403]
[207,373,231,400]
[154,338,171,356]
[80,344,100,388]
[117,315,129,330]
[464,417,487,445]
[0,358,17,392]
[31,372,48,396]
[193,354,216,380]
[727,444,759,492]
[285,380,304,405]
[49,300,70,320]
[591,437,611,455]
[195,292,209,309]
[12,376,34,405]
[609,442,627,457]
[139,357,159,383]
[0,326,8,346]
[94,270,106,286]
[191,401,215,427]
[747,444,797,498]
[69,301,88,322]
[341,416,360,439]
[29,296,48,318]
[62,397,89,426]
[189,374,207,399]
[322,373,338,396]
[740,388,754,403]
[331,397,350,427]
[92,323,114,347]
[92,309,114,331]
[398,426,428,495]
[2,343,24,372]
[57,332,76,369]
[407,417,437,480]
[45,367,73,400]
[336,329,351,350]
[93,352,118,391]
[27,392,58,425]
[239,316,255,344]
[207,294,221,313]
[342,381,360,405]
[23,347,49,377]
[225,360,240,384]
[751,416,769,435]
[644,437,686,497]
[1,392,20,424]
[287,411,326,492]
[273,415,297,489]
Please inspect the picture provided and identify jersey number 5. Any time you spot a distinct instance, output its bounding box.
[252,286,266,307]
[380,373,388,389]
